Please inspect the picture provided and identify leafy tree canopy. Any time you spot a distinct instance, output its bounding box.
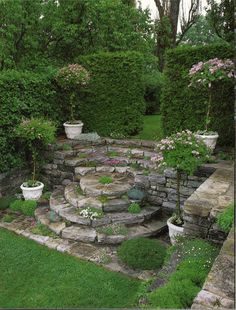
[0,0,154,70]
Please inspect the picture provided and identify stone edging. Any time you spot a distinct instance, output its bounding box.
[0,220,155,281]
[191,227,235,309]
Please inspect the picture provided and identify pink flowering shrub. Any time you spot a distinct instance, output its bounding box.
[152,130,210,225]
[55,64,90,122]
[152,130,210,175]
[189,58,234,87]
[56,64,90,90]
[188,58,234,132]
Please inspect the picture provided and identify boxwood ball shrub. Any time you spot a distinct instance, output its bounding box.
[0,196,16,210]
[117,237,166,270]
[161,43,234,146]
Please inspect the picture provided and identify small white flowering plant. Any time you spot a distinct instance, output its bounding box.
[152,130,210,226]
[15,118,56,187]
[189,58,234,133]
[55,64,90,122]
[79,206,104,220]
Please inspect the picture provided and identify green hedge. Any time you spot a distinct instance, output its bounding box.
[78,51,146,137]
[161,43,234,146]
[0,69,63,172]
[0,52,155,172]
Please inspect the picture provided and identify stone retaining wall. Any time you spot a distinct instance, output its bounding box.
[183,162,234,243]
[42,138,214,215]
[191,227,234,309]
[0,168,29,196]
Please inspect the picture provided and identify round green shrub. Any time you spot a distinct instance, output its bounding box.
[0,196,16,210]
[9,200,23,212]
[117,237,166,270]
[21,200,37,217]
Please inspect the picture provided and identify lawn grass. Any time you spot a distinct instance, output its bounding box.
[133,114,163,141]
[0,228,141,308]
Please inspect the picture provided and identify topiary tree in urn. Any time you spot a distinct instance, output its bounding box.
[55,64,90,139]
[16,118,56,200]
[152,130,210,243]
[188,58,234,151]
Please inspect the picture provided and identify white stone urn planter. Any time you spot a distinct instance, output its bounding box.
[195,132,219,152]
[20,182,44,200]
[167,217,185,245]
[63,121,83,140]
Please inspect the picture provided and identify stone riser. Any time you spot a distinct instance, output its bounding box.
[64,182,132,213]
[35,207,167,245]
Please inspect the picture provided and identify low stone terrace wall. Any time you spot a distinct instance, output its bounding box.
[183,161,234,244]
[191,227,234,309]
[0,168,29,196]
[42,138,214,215]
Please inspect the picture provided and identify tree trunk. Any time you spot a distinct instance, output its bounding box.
[176,169,181,218]
[169,0,181,45]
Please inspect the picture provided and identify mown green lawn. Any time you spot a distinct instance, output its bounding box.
[134,114,163,141]
[0,229,141,308]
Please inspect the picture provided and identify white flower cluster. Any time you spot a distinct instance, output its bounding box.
[80,207,101,220]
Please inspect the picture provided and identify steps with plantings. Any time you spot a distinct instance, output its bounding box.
[38,138,168,245]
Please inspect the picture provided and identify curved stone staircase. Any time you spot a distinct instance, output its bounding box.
[37,139,168,246]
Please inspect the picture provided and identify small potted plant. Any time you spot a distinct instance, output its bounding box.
[55,64,90,139]
[189,58,234,151]
[152,130,210,244]
[16,118,56,200]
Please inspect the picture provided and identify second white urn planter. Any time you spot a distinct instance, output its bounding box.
[20,182,44,201]
[167,217,185,245]
[63,121,83,140]
[195,132,219,152]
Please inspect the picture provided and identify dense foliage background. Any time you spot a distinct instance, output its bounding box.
[161,43,234,146]
[0,0,234,172]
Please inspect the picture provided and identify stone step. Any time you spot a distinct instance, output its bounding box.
[35,206,167,245]
[97,218,168,245]
[64,182,131,212]
[35,206,66,235]
[79,172,134,198]
[54,203,161,227]
[62,226,97,243]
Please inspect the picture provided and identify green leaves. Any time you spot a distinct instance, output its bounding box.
[161,44,234,146]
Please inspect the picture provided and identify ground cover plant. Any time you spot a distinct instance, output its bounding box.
[0,228,141,308]
[97,224,128,236]
[9,199,37,217]
[217,202,234,233]
[99,176,113,185]
[146,238,219,309]
[30,223,57,238]
[128,202,141,214]
[118,237,166,270]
